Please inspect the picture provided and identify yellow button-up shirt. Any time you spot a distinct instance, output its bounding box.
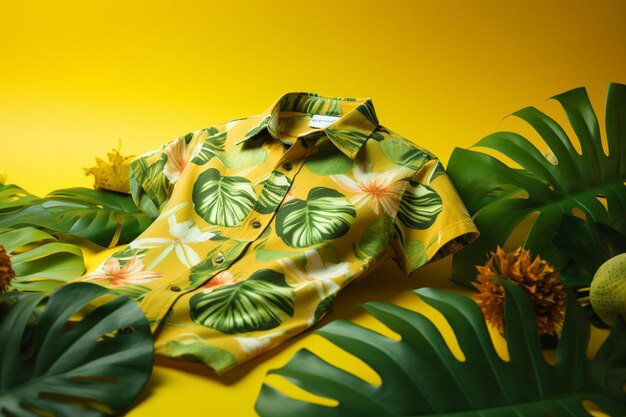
[80,92,479,374]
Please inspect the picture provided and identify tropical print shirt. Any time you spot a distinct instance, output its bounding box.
[79,92,479,374]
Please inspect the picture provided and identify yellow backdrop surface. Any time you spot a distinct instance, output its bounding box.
[0,1,624,416]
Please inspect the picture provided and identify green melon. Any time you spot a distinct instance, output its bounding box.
[589,253,626,326]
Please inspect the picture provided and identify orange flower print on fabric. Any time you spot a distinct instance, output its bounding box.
[83,256,162,287]
[199,270,238,294]
[163,136,201,183]
[331,161,412,217]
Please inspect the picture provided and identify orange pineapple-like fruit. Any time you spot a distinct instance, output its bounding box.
[0,245,16,292]
[473,246,566,337]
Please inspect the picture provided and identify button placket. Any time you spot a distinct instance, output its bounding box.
[141,136,313,331]
[228,140,313,242]
[139,238,242,332]
[213,252,225,264]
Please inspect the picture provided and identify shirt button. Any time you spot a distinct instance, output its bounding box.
[282,162,292,171]
[170,285,181,292]
[214,253,225,264]
[251,220,262,228]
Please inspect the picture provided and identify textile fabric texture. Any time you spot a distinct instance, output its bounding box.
[75,92,479,373]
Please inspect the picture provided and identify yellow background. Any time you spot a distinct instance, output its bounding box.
[1,1,624,416]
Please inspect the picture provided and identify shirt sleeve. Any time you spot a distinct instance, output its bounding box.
[390,158,479,278]
[129,130,205,218]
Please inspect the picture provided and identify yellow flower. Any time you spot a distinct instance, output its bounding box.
[84,140,135,194]
[472,246,566,337]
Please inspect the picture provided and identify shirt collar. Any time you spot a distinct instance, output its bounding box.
[234,92,380,159]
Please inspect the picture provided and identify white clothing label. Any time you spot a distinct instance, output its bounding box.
[308,114,340,128]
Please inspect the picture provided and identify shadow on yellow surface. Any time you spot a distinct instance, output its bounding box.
[1,0,623,415]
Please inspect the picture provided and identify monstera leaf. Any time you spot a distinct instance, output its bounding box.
[0,185,153,247]
[553,214,626,326]
[0,227,85,292]
[447,83,626,286]
[0,282,154,416]
[0,184,38,213]
[255,279,626,416]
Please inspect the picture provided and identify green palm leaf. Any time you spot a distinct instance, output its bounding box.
[447,83,626,286]
[255,279,626,416]
[190,269,294,334]
[0,185,153,247]
[0,227,85,292]
[0,282,154,416]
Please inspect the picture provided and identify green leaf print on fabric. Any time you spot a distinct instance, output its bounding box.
[396,182,442,230]
[188,240,249,287]
[280,94,342,116]
[253,227,298,262]
[304,140,353,175]
[130,157,170,218]
[222,146,268,170]
[276,187,356,248]
[166,339,237,372]
[191,128,227,165]
[242,115,271,141]
[112,246,149,264]
[356,100,379,124]
[325,129,369,156]
[190,269,295,334]
[313,294,335,324]
[192,168,256,227]
[353,219,394,266]
[378,138,432,170]
[255,171,292,215]
[403,238,429,272]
